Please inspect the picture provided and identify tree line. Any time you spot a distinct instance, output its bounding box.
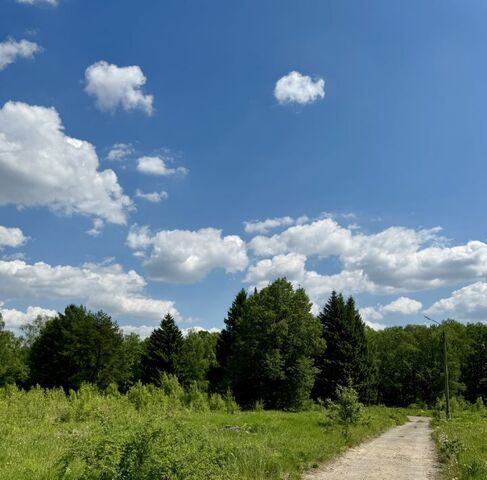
[1,278,486,409]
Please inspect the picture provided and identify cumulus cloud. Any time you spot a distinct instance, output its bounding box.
[0,38,41,71]
[249,218,353,258]
[136,156,187,176]
[248,218,487,294]
[16,0,58,6]
[0,259,178,321]
[274,71,325,105]
[1,306,57,330]
[359,297,423,328]
[127,225,249,283]
[85,61,154,115]
[243,215,308,234]
[0,101,132,225]
[106,143,133,161]
[426,282,487,322]
[135,189,168,203]
[0,226,28,249]
[245,252,375,305]
[381,297,423,315]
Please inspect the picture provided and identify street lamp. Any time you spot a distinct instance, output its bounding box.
[424,315,451,419]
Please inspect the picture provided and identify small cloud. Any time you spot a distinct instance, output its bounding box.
[0,225,28,249]
[86,219,104,237]
[244,216,296,234]
[135,189,168,203]
[106,143,133,161]
[16,0,58,6]
[136,156,187,176]
[274,71,325,105]
[85,61,154,115]
[0,38,42,71]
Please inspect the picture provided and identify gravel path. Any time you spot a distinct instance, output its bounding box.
[303,416,439,480]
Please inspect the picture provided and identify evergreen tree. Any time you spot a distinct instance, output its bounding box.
[209,289,247,392]
[28,305,123,390]
[140,313,183,385]
[227,279,324,409]
[314,292,371,401]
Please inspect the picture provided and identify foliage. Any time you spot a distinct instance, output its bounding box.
[177,330,218,389]
[0,314,28,386]
[140,313,183,385]
[226,279,324,409]
[314,292,371,402]
[28,305,123,390]
[0,385,406,480]
[209,289,247,393]
[434,406,487,480]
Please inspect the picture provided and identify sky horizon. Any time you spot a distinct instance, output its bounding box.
[2,0,487,336]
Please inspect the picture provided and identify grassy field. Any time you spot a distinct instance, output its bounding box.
[434,405,487,479]
[0,384,406,480]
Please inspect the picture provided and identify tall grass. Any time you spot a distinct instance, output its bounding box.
[433,398,487,479]
[0,383,406,480]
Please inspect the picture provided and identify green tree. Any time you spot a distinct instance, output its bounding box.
[117,333,145,391]
[373,321,466,406]
[140,313,183,385]
[314,292,371,401]
[0,313,28,386]
[209,289,247,392]
[28,305,123,390]
[20,314,53,349]
[227,279,324,409]
[177,330,218,389]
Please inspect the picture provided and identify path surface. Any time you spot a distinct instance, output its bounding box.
[303,416,439,480]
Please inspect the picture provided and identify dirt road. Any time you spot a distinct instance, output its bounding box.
[303,416,438,480]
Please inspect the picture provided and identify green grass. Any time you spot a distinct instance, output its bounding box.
[434,406,487,479]
[0,385,407,480]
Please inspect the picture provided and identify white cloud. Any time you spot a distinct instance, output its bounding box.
[85,61,154,115]
[359,297,423,329]
[127,225,248,283]
[120,324,155,339]
[382,296,423,315]
[243,216,308,234]
[0,38,41,71]
[135,189,168,203]
[86,219,104,237]
[1,306,57,330]
[426,282,487,322]
[245,252,376,306]
[0,226,28,249]
[136,156,187,176]
[274,71,325,105]
[16,0,58,6]
[248,218,487,294]
[0,259,178,321]
[249,218,353,258]
[0,101,132,225]
[106,143,133,161]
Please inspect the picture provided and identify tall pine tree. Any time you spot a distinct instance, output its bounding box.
[209,289,247,392]
[314,292,371,401]
[141,313,183,385]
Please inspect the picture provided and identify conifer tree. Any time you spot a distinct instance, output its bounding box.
[141,313,183,385]
[314,292,371,401]
[209,289,247,392]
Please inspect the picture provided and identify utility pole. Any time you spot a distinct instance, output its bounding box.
[424,315,451,420]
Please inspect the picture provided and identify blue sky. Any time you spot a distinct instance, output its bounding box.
[1,0,487,335]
